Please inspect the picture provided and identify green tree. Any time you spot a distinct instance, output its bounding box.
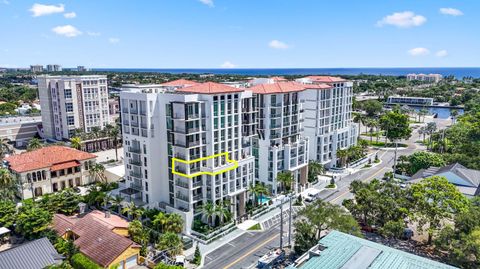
[106,124,120,161]
[122,202,144,220]
[27,138,43,151]
[336,149,349,168]
[157,232,183,257]
[307,161,325,183]
[353,113,366,138]
[379,111,412,143]
[15,205,53,239]
[109,195,124,214]
[192,245,202,265]
[214,201,232,225]
[405,151,446,175]
[409,176,469,244]
[199,201,216,227]
[70,137,82,150]
[362,100,383,117]
[89,163,106,183]
[294,200,361,253]
[276,171,293,193]
[0,138,13,158]
[165,213,184,233]
[0,200,17,228]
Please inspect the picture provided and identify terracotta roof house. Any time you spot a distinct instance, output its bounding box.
[160,79,200,90]
[409,163,480,197]
[52,211,140,269]
[4,146,97,199]
[0,237,63,269]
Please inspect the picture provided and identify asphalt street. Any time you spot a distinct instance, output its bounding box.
[203,118,451,269]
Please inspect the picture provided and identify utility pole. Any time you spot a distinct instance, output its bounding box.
[288,194,292,247]
[279,202,283,249]
[393,140,398,177]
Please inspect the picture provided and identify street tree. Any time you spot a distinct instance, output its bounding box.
[409,176,469,244]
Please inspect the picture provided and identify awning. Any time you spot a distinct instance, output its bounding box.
[50,160,80,171]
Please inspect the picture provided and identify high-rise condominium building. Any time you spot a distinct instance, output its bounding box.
[295,76,357,165]
[38,75,110,140]
[406,73,443,83]
[30,65,44,73]
[120,80,256,232]
[46,64,62,72]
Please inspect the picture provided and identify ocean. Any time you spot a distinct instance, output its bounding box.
[92,67,480,78]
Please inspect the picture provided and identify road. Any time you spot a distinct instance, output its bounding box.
[203,117,452,269]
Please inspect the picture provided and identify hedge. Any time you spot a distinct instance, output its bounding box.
[71,253,102,269]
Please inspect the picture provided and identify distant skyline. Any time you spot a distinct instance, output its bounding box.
[0,0,478,68]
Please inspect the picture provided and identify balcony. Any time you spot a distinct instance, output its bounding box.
[193,194,203,201]
[193,181,202,188]
[128,147,141,154]
[271,113,282,118]
[129,159,142,166]
[176,180,189,189]
[130,108,138,114]
[131,183,143,191]
[131,121,139,127]
[271,103,282,108]
[129,171,143,178]
[175,192,189,202]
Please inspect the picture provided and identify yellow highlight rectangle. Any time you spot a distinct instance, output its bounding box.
[171,152,238,178]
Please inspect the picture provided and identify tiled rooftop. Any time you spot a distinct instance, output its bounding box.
[175,82,243,94]
[4,146,96,173]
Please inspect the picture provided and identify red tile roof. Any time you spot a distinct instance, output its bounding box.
[160,79,199,87]
[88,210,129,229]
[250,82,332,94]
[50,160,80,172]
[52,212,138,268]
[303,76,346,83]
[175,82,243,94]
[5,146,96,173]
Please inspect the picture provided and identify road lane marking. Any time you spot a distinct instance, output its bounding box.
[222,234,279,269]
[329,167,386,203]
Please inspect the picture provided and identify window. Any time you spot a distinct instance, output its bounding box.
[64,89,72,99]
[67,116,75,126]
[66,103,73,112]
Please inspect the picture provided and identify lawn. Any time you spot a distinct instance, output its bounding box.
[248,223,262,231]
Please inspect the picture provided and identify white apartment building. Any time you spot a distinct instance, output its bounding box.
[296,76,357,167]
[30,65,44,73]
[406,73,443,83]
[120,81,256,232]
[250,82,310,195]
[46,64,62,72]
[38,75,110,140]
[387,96,434,106]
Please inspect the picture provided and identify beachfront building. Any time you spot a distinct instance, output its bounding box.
[296,76,357,167]
[406,73,443,83]
[38,75,110,141]
[120,81,256,231]
[3,146,97,199]
[250,82,310,195]
[387,96,434,106]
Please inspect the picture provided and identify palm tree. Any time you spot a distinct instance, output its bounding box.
[353,113,366,138]
[276,171,293,193]
[0,168,13,187]
[27,138,43,151]
[70,137,82,150]
[336,149,349,168]
[248,183,259,206]
[450,109,459,124]
[0,138,13,158]
[152,211,168,232]
[308,161,325,183]
[165,213,184,233]
[215,201,232,225]
[199,201,216,226]
[122,202,144,220]
[90,126,101,151]
[89,163,106,183]
[157,232,183,257]
[419,107,429,122]
[0,169,17,200]
[109,195,124,214]
[106,125,120,161]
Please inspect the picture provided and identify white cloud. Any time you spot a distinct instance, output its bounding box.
[87,31,101,36]
[440,8,463,16]
[269,40,289,50]
[30,3,65,17]
[220,61,236,68]
[408,47,430,56]
[64,12,76,19]
[199,0,214,7]
[377,11,426,28]
[109,37,120,44]
[436,50,448,57]
[52,25,82,37]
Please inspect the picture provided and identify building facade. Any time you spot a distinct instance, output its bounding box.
[387,96,434,106]
[4,146,97,199]
[46,64,62,72]
[120,81,256,232]
[296,76,357,167]
[38,75,110,140]
[30,65,44,73]
[406,73,443,83]
[250,82,309,195]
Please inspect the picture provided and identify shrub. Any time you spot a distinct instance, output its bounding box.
[70,253,102,269]
[153,263,183,269]
[192,245,202,265]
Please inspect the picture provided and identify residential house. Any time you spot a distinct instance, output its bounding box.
[0,237,63,269]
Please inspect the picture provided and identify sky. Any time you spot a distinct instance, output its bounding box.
[0,0,478,68]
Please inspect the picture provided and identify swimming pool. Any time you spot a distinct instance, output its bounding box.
[258,196,271,204]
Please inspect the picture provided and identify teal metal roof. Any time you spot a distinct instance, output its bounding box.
[293,231,457,269]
